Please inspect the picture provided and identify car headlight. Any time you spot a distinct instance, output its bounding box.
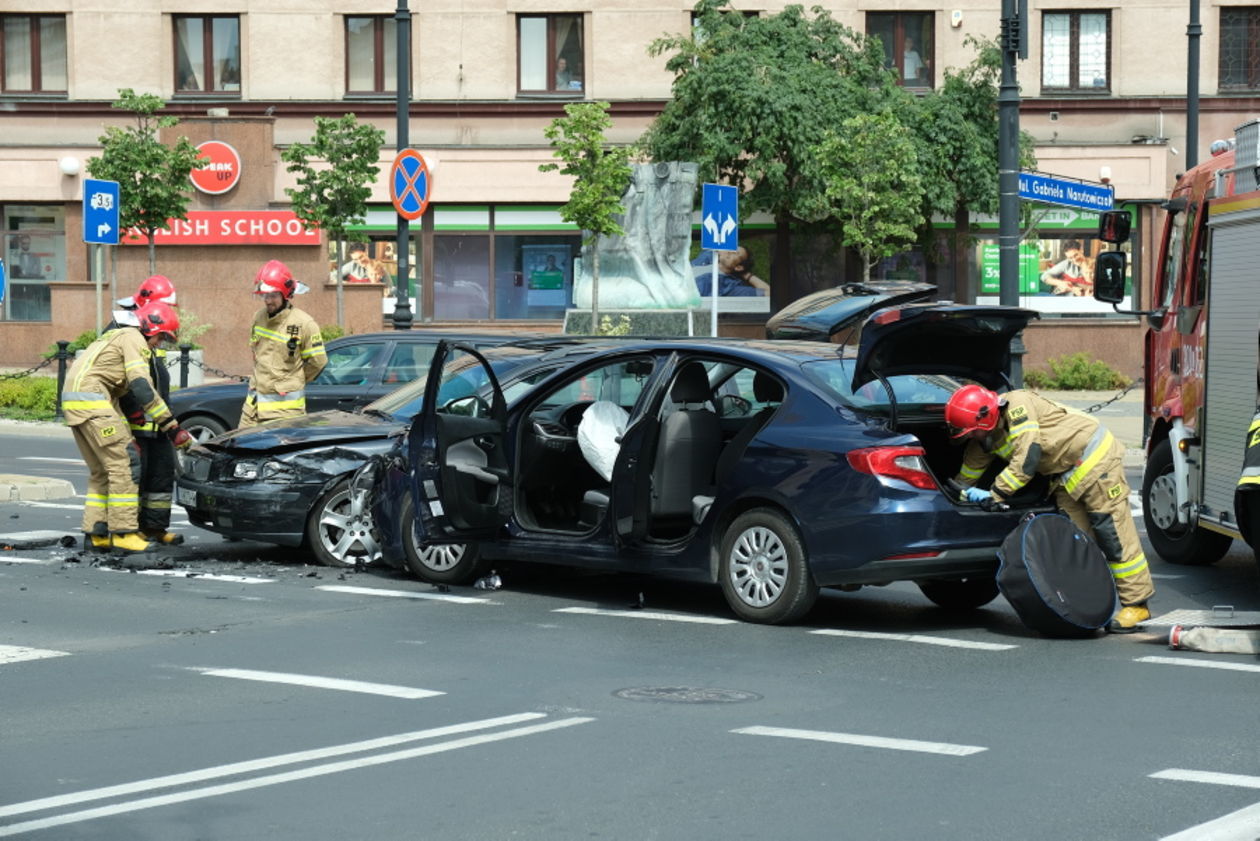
[232,460,285,480]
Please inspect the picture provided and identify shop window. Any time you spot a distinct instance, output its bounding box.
[2,205,66,322]
[1,14,67,93]
[518,14,583,95]
[1041,11,1110,92]
[867,12,934,88]
[495,235,580,319]
[346,16,397,94]
[174,15,240,94]
[434,235,491,320]
[1219,7,1260,91]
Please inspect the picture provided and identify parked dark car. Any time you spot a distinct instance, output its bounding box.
[370,302,1052,624]
[169,331,524,441]
[173,338,553,567]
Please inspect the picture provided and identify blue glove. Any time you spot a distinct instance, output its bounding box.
[964,487,992,504]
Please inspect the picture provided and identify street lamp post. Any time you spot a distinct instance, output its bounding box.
[391,0,414,330]
[999,0,1028,385]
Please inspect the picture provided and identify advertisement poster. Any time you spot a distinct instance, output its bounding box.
[523,244,572,309]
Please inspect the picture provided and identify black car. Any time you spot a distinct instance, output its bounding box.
[169,331,524,441]
[369,301,1052,624]
[173,338,551,567]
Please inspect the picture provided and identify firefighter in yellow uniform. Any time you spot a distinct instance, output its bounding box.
[946,385,1155,633]
[238,260,327,428]
[62,302,193,553]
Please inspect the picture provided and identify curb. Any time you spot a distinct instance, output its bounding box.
[0,419,72,439]
[0,474,76,502]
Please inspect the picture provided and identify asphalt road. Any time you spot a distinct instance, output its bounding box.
[3,430,1260,840]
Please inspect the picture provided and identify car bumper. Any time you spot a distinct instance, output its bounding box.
[176,477,322,546]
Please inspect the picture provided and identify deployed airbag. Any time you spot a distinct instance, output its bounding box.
[578,401,628,482]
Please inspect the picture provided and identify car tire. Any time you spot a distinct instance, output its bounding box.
[306,478,382,568]
[917,576,1000,610]
[400,497,486,584]
[719,508,818,624]
[183,413,228,443]
[1143,439,1232,566]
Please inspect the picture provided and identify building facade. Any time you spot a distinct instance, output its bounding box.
[2,1,1259,377]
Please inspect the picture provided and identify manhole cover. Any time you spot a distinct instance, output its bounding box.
[613,686,762,704]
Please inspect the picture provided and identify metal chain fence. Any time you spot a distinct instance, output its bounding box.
[1082,380,1138,414]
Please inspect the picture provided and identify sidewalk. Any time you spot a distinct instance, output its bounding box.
[1039,388,1145,468]
[0,419,75,501]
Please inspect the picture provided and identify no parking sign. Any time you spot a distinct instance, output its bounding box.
[390,149,432,221]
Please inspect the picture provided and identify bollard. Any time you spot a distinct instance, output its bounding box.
[53,339,70,421]
[179,343,191,389]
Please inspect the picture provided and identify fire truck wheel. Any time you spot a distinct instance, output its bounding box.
[1142,439,1233,566]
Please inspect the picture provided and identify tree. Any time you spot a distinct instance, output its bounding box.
[819,110,925,283]
[86,88,206,275]
[282,114,385,328]
[539,101,633,331]
[644,1,908,304]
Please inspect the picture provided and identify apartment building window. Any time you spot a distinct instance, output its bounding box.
[1220,7,1260,91]
[1042,11,1110,92]
[1,15,67,93]
[174,15,240,94]
[518,14,583,95]
[346,16,397,94]
[867,13,934,88]
[3,205,66,322]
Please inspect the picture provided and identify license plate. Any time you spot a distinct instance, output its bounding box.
[176,486,198,507]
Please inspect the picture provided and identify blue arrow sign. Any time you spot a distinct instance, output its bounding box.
[1018,172,1113,212]
[83,179,121,244]
[0,258,6,305]
[700,183,738,251]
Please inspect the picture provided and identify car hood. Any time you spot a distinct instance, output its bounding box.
[851,304,1039,391]
[765,282,937,341]
[206,410,402,453]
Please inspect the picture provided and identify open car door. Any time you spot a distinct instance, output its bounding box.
[407,341,510,544]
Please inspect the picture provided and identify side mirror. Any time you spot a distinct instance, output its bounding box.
[1094,251,1127,304]
[1097,210,1131,243]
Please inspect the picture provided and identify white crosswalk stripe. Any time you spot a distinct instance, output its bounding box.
[0,644,70,665]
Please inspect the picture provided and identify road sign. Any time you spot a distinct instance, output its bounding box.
[191,140,242,195]
[1018,172,1113,212]
[390,149,431,221]
[0,258,5,305]
[700,183,738,251]
[83,178,121,244]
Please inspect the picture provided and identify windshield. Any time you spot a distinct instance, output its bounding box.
[801,359,969,412]
[364,347,546,421]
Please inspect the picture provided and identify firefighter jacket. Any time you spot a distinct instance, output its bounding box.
[247,303,327,414]
[954,390,1117,503]
[61,328,176,433]
[108,315,171,437]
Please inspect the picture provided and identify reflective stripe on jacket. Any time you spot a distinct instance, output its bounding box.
[248,304,327,402]
[61,328,174,429]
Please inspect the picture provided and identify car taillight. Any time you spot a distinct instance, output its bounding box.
[846,446,938,490]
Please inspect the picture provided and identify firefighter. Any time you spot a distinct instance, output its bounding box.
[62,301,193,553]
[946,384,1155,633]
[239,260,327,428]
[112,275,182,544]
[1236,359,1260,550]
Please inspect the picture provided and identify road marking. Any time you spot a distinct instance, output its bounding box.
[0,556,56,565]
[0,644,70,665]
[1157,799,1260,841]
[16,457,83,464]
[1136,655,1260,674]
[10,502,188,522]
[553,606,738,625]
[732,725,986,757]
[811,628,1017,651]
[190,667,445,699]
[99,568,274,584]
[0,713,588,834]
[317,584,491,604]
[1151,769,1260,789]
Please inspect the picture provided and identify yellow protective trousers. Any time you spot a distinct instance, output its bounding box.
[72,416,139,534]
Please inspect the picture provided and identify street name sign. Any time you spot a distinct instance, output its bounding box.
[1018,172,1114,212]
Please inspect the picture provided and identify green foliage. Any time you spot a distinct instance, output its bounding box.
[176,310,212,350]
[539,101,633,243]
[819,110,925,280]
[0,376,57,421]
[44,329,100,359]
[282,114,386,242]
[1024,352,1130,390]
[320,324,346,342]
[596,315,633,336]
[86,89,207,272]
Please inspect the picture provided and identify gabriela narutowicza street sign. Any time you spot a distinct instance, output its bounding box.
[1018,171,1114,213]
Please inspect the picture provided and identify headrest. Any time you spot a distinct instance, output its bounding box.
[671,363,712,403]
[753,371,784,403]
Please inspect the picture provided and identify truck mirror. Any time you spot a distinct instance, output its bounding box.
[1094,251,1127,304]
[1097,210,1131,243]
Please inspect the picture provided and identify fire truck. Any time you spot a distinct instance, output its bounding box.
[1095,119,1260,566]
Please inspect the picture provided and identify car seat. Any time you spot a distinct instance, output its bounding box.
[649,362,723,519]
[692,371,784,524]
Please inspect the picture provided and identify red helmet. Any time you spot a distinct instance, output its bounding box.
[136,301,180,342]
[945,384,1001,438]
[135,274,177,306]
[254,260,297,299]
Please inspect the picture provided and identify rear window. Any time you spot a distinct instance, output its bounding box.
[801,359,968,412]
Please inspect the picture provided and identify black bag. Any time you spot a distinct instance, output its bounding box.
[996,513,1118,637]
